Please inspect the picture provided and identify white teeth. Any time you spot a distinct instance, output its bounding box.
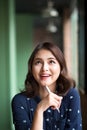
[42,75,49,76]
[41,75,49,76]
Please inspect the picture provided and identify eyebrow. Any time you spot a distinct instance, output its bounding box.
[34,57,57,61]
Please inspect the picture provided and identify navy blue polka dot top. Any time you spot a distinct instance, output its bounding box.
[11,87,82,130]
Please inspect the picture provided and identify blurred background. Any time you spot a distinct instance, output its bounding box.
[0,0,86,129]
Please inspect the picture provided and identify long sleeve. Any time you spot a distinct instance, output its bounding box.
[11,93,32,130]
[64,88,82,130]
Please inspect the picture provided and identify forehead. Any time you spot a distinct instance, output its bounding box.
[34,49,56,59]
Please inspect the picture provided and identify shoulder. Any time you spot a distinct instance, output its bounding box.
[11,92,30,107]
[66,87,80,98]
[63,87,81,104]
[11,93,39,113]
[63,87,81,106]
[12,93,27,102]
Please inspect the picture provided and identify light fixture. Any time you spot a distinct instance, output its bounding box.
[42,1,58,18]
[46,20,58,33]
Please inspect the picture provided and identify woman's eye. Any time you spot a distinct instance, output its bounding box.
[35,61,41,65]
[50,60,55,64]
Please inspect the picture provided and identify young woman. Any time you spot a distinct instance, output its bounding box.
[11,42,82,130]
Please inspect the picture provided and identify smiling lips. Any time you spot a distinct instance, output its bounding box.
[40,74,51,80]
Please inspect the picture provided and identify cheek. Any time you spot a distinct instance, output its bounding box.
[53,64,60,72]
[32,66,40,78]
[53,65,61,76]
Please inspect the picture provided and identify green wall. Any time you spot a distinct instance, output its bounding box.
[0,0,11,130]
[16,14,33,91]
[0,0,34,130]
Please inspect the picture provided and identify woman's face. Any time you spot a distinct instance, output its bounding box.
[32,49,61,88]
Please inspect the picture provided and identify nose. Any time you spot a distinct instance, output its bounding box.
[41,62,48,71]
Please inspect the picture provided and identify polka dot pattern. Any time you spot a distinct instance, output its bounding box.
[12,87,82,130]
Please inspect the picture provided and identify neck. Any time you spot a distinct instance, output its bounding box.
[39,85,56,99]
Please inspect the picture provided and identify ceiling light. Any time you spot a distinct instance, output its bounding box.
[46,20,58,33]
[42,1,58,17]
